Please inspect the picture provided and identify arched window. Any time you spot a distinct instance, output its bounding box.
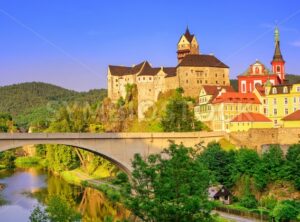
[283,87,288,93]
[277,65,281,73]
[272,88,277,94]
[255,67,259,74]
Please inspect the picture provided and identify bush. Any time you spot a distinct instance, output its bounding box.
[271,200,299,222]
[240,194,257,209]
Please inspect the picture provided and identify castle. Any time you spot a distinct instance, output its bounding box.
[107,28,230,118]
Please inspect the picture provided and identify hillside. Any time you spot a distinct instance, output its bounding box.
[0,82,107,129]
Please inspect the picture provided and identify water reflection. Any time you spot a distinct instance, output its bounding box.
[0,168,129,222]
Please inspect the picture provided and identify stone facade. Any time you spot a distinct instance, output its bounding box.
[107,28,230,118]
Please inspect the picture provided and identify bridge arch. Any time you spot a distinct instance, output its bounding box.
[0,140,132,174]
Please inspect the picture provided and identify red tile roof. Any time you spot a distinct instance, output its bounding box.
[282,110,300,121]
[212,92,261,104]
[231,112,272,122]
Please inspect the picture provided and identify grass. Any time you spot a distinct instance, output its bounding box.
[15,156,41,167]
[219,138,238,151]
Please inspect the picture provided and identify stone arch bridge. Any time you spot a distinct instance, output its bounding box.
[0,132,226,173]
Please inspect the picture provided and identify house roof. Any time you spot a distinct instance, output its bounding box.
[269,84,293,95]
[163,67,177,78]
[208,185,231,198]
[212,92,261,104]
[109,61,176,77]
[201,85,235,103]
[231,112,272,122]
[178,54,229,68]
[282,110,300,121]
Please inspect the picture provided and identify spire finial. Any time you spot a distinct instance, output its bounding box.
[274,26,280,45]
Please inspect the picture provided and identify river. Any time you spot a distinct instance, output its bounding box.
[0,167,129,222]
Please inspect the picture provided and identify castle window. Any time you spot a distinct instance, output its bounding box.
[115,79,118,82]
[186,80,189,84]
[116,84,118,87]
[201,80,203,84]
[215,73,217,77]
[216,81,218,84]
[223,81,225,85]
[138,77,140,81]
[223,74,225,78]
[149,89,151,92]
[186,73,188,76]
[143,77,145,80]
[272,88,277,94]
[149,77,152,80]
[205,80,208,84]
[197,80,200,84]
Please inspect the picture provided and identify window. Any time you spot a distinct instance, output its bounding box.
[143,77,145,80]
[138,77,140,81]
[186,73,188,76]
[197,80,200,84]
[284,98,288,105]
[272,88,277,94]
[285,108,288,115]
[186,80,188,84]
[215,73,218,77]
[283,87,288,93]
[149,77,152,80]
[274,98,277,105]
[294,97,297,103]
[223,81,225,85]
[216,81,218,84]
[223,74,225,78]
[274,119,278,125]
[274,108,277,115]
[205,80,208,84]
[276,65,281,73]
[297,87,300,92]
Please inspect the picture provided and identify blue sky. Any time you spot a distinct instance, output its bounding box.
[1,0,300,91]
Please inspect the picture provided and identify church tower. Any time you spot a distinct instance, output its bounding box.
[271,27,285,82]
[177,27,199,63]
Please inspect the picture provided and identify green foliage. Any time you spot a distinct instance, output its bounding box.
[0,150,16,169]
[198,142,235,188]
[30,196,81,222]
[271,200,300,222]
[0,113,15,132]
[124,143,213,222]
[161,90,203,132]
[117,97,125,108]
[260,195,277,210]
[29,205,49,222]
[239,176,257,209]
[15,156,41,167]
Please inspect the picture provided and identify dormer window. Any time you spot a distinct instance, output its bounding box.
[283,87,288,93]
[272,88,277,94]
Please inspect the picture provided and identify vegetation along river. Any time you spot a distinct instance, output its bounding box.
[0,167,128,222]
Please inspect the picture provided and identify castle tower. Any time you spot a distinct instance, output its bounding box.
[271,27,285,82]
[177,27,199,63]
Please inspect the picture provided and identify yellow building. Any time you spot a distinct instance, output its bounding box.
[229,112,273,132]
[254,83,300,127]
[194,85,262,131]
[281,110,300,128]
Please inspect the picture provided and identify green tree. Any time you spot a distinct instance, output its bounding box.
[124,143,213,222]
[198,142,235,188]
[262,145,284,181]
[271,200,300,222]
[239,175,257,209]
[161,89,202,132]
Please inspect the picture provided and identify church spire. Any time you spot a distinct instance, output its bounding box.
[272,27,284,62]
[271,27,285,82]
